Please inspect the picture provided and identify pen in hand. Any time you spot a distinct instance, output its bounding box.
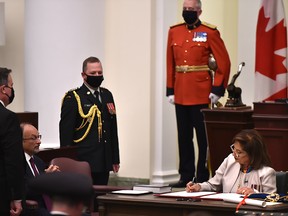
[186,177,200,192]
[191,177,196,184]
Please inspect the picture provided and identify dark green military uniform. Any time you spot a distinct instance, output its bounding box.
[59,84,119,184]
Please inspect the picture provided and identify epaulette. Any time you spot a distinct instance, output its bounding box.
[99,86,107,91]
[66,87,80,93]
[63,87,80,100]
[201,21,217,30]
[170,22,185,29]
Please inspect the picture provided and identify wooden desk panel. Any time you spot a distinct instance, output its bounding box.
[97,194,288,216]
[255,129,288,171]
[36,146,78,164]
[16,112,38,129]
[253,102,288,171]
[202,108,254,174]
[253,102,288,115]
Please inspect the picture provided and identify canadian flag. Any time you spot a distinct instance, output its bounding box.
[255,0,288,101]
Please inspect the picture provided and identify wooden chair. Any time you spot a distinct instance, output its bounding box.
[49,157,96,215]
[50,157,91,178]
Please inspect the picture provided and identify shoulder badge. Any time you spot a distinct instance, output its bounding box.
[170,22,185,29]
[202,21,217,30]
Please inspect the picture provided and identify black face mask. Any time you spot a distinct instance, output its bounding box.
[85,74,104,88]
[4,86,15,104]
[182,10,198,25]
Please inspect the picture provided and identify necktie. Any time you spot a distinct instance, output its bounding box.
[29,157,39,176]
[94,91,102,108]
[29,157,52,210]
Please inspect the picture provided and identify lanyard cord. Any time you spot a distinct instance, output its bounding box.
[236,195,248,213]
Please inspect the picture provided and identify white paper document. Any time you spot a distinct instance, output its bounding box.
[203,193,282,207]
[224,197,266,207]
[202,193,242,200]
[160,192,282,208]
[111,190,152,195]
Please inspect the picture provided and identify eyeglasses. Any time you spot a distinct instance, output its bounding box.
[23,134,42,141]
[230,144,246,158]
[4,85,13,90]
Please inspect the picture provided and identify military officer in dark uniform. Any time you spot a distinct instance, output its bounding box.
[167,0,231,187]
[59,56,120,185]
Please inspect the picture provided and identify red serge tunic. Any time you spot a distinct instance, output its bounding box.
[166,22,231,105]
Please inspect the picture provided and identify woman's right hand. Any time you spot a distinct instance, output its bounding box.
[186,182,201,192]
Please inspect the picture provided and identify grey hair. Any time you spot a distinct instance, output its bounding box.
[184,0,202,9]
[196,0,202,9]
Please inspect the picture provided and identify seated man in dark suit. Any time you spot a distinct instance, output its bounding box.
[29,172,93,216]
[20,123,60,216]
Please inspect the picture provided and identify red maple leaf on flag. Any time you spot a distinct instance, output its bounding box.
[256,7,287,81]
[255,0,288,102]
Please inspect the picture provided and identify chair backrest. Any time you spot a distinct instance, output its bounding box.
[50,157,131,215]
[50,157,96,214]
[276,171,288,194]
[50,157,92,180]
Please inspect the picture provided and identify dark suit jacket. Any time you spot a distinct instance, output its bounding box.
[0,103,25,214]
[24,155,48,208]
[60,84,120,173]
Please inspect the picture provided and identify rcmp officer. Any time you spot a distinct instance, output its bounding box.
[167,0,231,187]
[59,56,120,185]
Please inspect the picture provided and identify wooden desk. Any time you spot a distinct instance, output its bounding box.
[97,193,288,216]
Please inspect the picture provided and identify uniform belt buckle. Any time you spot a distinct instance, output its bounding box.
[180,65,188,72]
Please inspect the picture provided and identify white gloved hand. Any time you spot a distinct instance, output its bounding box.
[209,93,220,104]
[168,95,175,104]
